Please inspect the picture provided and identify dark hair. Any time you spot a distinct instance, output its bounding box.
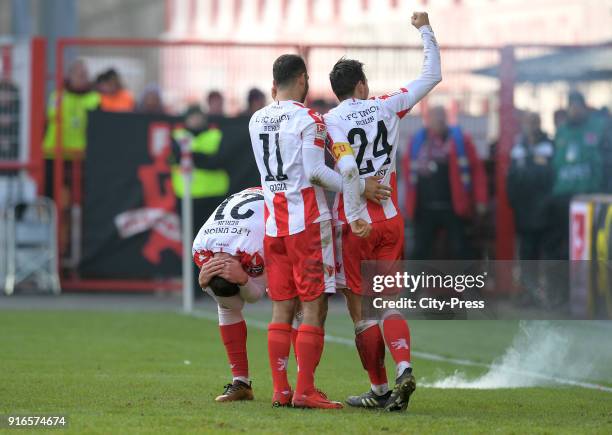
[568,91,586,107]
[329,58,366,100]
[247,88,265,104]
[207,90,223,102]
[272,54,307,88]
[209,276,240,297]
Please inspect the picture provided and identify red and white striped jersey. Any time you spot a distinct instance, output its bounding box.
[325,25,441,224]
[249,100,331,237]
[192,187,265,277]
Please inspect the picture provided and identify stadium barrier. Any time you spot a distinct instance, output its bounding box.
[570,195,612,319]
[49,38,611,293]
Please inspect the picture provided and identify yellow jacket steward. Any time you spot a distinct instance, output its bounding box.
[171,127,230,199]
[43,89,101,159]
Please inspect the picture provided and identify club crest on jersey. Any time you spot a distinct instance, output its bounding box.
[315,123,327,139]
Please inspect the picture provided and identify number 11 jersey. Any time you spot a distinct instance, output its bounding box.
[249,100,331,237]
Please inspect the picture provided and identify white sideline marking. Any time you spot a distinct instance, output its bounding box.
[190,310,612,393]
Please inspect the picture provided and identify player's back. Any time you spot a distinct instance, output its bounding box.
[249,101,330,237]
[192,187,265,271]
[325,96,405,223]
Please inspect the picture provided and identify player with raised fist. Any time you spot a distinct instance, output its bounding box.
[325,11,441,412]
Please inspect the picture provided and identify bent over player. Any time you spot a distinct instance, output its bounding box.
[325,12,441,411]
[192,187,270,402]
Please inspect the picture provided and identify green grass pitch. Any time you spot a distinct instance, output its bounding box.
[1,310,611,434]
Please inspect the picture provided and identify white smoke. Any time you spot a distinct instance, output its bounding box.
[424,321,612,390]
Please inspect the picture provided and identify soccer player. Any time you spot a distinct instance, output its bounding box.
[193,187,269,402]
[325,12,442,411]
[194,186,384,405]
[249,54,374,409]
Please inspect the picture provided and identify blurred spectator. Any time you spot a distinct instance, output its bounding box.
[602,108,612,193]
[549,92,605,255]
[42,59,100,255]
[507,112,555,303]
[96,68,135,112]
[242,88,266,116]
[0,79,19,162]
[43,59,100,191]
[403,106,488,260]
[136,83,166,115]
[310,98,331,115]
[170,105,229,295]
[553,109,568,131]
[206,90,225,116]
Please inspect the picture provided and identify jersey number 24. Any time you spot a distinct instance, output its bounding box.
[349,120,392,175]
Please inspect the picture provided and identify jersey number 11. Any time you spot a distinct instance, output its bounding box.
[260,133,288,182]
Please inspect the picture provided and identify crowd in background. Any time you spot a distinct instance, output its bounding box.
[4,59,612,290]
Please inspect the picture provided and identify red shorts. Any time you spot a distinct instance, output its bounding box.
[335,214,404,295]
[264,220,336,302]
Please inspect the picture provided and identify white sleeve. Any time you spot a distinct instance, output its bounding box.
[302,122,343,192]
[239,274,266,303]
[326,116,365,223]
[379,25,442,117]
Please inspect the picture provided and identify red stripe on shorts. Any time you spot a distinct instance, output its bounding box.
[273,192,289,236]
[367,200,387,222]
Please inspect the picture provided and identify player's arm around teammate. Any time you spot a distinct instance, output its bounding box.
[325,11,441,412]
[249,54,348,409]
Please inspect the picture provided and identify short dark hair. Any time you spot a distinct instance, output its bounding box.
[247,88,265,104]
[207,90,223,102]
[329,58,366,100]
[209,276,240,298]
[273,54,307,88]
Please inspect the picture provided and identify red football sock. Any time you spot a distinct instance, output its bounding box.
[268,323,292,393]
[355,324,388,386]
[295,324,325,396]
[382,314,411,368]
[291,327,299,363]
[219,321,248,380]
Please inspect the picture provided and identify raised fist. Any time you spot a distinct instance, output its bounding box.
[411,12,430,29]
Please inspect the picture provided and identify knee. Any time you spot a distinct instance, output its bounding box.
[217,304,244,325]
[271,299,297,324]
[217,294,245,311]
